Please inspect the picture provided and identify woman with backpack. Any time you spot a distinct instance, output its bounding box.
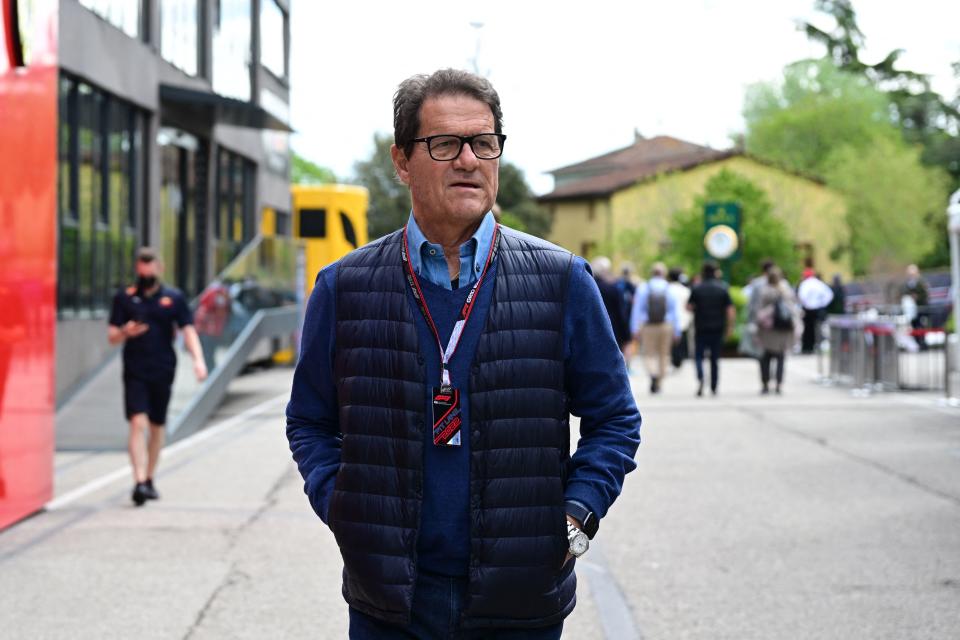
[750,267,801,395]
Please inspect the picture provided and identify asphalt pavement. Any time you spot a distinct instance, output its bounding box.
[1,355,958,639]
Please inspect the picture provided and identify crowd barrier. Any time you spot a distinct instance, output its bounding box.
[820,314,951,397]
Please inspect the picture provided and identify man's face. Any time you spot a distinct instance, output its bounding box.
[135,260,160,279]
[392,94,499,231]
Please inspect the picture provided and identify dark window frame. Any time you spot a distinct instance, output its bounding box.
[56,73,144,319]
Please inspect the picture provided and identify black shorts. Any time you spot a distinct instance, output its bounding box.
[124,374,174,425]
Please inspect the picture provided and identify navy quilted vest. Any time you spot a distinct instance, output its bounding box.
[331,226,576,629]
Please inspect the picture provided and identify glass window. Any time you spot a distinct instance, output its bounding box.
[274,210,290,236]
[161,0,199,76]
[213,0,252,100]
[57,75,143,318]
[159,129,206,298]
[214,147,255,272]
[79,0,142,39]
[259,0,286,79]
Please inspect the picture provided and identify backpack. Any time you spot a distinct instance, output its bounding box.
[647,289,667,324]
[772,296,793,330]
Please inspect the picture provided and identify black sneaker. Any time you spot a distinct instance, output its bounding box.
[132,482,149,507]
[143,479,160,501]
[696,381,704,397]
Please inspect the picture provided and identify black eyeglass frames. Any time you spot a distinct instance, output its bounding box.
[410,133,507,161]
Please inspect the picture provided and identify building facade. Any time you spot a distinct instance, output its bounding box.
[0,0,293,529]
[56,0,293,398]
[540,136,850,279]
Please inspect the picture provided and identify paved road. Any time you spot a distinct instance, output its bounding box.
[1,356,958,639]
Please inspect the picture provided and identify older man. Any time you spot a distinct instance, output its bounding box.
[630,262,681,394]
[286,69,641,638]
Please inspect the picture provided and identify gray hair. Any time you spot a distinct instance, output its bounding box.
[591,256,613,278]
[393,69,504,158]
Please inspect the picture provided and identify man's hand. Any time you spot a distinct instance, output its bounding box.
[123,321,149,339]
[563,514,582,566]
[193,359,208,382]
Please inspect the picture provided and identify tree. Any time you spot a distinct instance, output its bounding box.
[496,162,551,237]
[800,0,959,153]
[662,169,799,286]
[743,59,897,176]
[825,137,949,274]
[743,60,951,274]
[352,132,411,239]
[291,152,336,184]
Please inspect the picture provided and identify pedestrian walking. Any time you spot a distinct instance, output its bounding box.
[592,256,631,353]
[827,274,846,315]
[667,268,692,369]
[286,69,641,639]
[901,264,930,350]
[630,262,680,393]
[107,248,207,506]
[797,271,834,354]
[615,263,638,367]
[687,262,735,397]
[750,266,801,395]
[740,259,775,359]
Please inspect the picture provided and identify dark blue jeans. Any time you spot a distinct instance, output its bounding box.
[695,329,724,392]
[348,570,564,639]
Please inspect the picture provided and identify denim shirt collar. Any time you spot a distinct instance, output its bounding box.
[405,211,497,290]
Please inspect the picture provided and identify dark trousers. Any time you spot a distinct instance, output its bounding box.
[348,570,564,639]
[694,330,724,392]
[801,308,821,354]
[671,329,689,368]
[760,350,785,388]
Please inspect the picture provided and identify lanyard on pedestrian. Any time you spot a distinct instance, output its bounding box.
[401,223,501,446]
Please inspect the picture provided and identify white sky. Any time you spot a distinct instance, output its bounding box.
[289,0,960,195]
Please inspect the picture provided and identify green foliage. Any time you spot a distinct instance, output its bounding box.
[595,228,647,270]
[724,285,749,349]
[496,163,552,237]
[800,0,958,157]
[291,153,336,184]
[662,169,798,286]
[824,137,950,274]
[497,211,527,232]
[743,59,897,175]
[352,132,411,239]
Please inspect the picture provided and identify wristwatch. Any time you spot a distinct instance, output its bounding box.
[567,520,589,558]
[565,500,599,539]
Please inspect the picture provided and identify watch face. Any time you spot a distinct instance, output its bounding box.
[570,532,589,556]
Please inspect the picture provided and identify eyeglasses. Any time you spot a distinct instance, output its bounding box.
[410,133,507,161]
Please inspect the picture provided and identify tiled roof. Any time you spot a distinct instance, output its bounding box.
[539,136,736,201]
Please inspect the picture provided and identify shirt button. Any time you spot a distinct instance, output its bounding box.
[429,249,437,255]
[475,265,480,272]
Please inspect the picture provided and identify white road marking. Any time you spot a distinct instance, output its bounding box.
[45,393,289,511]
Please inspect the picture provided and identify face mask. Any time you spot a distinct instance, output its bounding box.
[136,275,158,291]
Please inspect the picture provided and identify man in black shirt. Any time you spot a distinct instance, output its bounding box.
[108,248,207,505]
[687,262,734,397]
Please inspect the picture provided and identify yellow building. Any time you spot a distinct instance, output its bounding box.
[540,136,850,278]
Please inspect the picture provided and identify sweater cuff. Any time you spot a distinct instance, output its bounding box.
[563,482,607,520]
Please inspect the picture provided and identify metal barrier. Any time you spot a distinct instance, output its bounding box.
[823,315,948,395]
[947,334,960,405]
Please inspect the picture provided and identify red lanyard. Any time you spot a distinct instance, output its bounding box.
[401,224,501,391]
